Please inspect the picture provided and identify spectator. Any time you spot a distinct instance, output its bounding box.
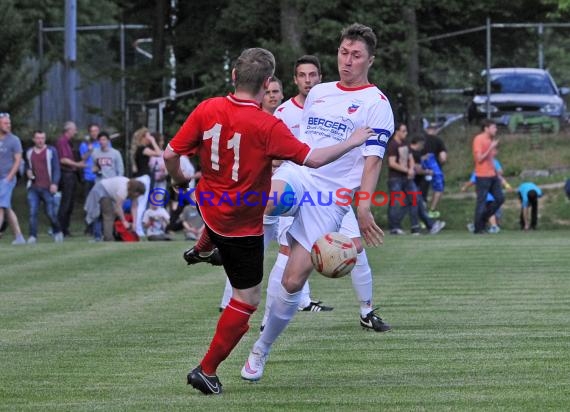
[92,131,124,181]
[79,123,101,199]
[148,132,168,190]
[142,203,172,241]
[84,176,145,242]
[565,178,570,199]
[387,124,444,235]
[0,112,26,245]
[56,121,85,237]
[25,130,64,243]
[130,127,162,237]
[421,122,447,218]
[462,158,511,233]
[471,119,504,234]
[518,182,543,231]
[409,136,441,230]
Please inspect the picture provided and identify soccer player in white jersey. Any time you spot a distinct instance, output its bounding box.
[264,56,333,316]
[242,23,394,382]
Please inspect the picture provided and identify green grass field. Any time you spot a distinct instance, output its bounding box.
[1,231,569,411]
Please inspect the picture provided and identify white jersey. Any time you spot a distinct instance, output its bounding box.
[300,81,394,196]
[274,97,304,138]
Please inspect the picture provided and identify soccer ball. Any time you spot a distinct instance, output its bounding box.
[310,232,357,278]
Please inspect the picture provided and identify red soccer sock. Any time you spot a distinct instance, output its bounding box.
[200,298,256,375]
[195,230,214,252]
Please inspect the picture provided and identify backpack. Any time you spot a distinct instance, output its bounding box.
[114,214,139,242]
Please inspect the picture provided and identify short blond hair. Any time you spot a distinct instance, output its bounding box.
[233,48,275,95]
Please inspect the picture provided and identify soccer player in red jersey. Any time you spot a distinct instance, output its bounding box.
[163,47,374,395]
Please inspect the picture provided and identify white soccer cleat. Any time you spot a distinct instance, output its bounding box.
[241,349,269,381]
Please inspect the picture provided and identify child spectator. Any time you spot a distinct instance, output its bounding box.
[181,204,204,240]
[142,203,172,241]
[518,182,543,231]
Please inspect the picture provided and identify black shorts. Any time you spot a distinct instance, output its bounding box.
[206,226,264,290]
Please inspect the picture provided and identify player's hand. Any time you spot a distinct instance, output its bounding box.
[347,127,375,148]
[357,206,384,247]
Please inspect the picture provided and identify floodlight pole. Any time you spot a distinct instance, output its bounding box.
[538,24,544,69]
[64,0,78,122]
[486,17,492,119]
[38,19,44,130]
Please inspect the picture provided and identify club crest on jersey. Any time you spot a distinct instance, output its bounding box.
[347,104,360,114]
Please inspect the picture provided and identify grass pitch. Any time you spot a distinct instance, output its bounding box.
[1,231,569,411]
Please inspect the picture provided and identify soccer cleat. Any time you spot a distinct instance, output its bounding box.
[360,309,391,332]
[429,220,446,235]
[299,301,334,312]
[241,349,269,381]
[183,246,223,266]
[187,365,222,395]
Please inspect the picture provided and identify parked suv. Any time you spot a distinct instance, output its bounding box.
[467,68,569,126]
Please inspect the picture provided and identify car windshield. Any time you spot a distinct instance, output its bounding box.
[490,73,556,95]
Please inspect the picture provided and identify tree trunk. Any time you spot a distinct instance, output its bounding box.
[150,0,169,98]
[280,0,303,54]
[402,5,422,137]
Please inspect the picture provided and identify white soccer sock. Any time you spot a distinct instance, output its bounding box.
[261,253,288,327]
[219,278,232,309]
[350,250,374,317]
[263,215,279,251]
[298,281,312,309]
[254,284,301,355]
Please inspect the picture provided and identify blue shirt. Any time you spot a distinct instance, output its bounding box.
[79,140,101,182]
[518,182,542,207]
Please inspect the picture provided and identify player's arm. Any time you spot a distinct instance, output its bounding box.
[304,127,375,168]
[357,155,384,247]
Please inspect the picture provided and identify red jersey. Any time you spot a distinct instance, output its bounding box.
[168,94,312,237]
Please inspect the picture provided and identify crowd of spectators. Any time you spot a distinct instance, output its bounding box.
[2,120,203,244]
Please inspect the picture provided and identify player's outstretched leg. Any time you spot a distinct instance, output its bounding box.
[183,230,223,266]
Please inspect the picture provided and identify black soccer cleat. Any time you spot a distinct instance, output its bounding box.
[187,365,222,395]
[360,308,391,332]
[183,247,223,266]
[299,301,334,312]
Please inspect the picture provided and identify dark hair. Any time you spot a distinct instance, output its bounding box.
[410,136,425,145]
[527,189,538,205]
[340,23,377,56]
[481,119,496,130]
[268,75,282,91]
[88,123,100,131]
[233,48,275,95]
[33,130,45,136]
[295,55,321,75]
[395,123,407,132]
[127,179,146,198]
[97,131,110,140]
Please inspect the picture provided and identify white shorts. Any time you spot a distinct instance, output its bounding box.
[339,207,361,239]
[273,163,349,251]
[279,208,360,246]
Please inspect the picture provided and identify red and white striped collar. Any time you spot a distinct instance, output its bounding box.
[226,93,260,108]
